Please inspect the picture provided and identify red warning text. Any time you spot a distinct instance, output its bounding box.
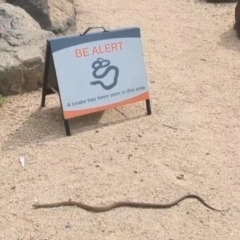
[75,42,123,58]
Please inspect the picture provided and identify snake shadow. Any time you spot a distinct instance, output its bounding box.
[3,103,147,148]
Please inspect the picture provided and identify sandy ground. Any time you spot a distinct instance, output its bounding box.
[1,0,240,239]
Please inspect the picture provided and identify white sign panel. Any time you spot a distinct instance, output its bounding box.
[49,27,150,119]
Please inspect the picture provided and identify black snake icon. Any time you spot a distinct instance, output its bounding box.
[90,58,119,90]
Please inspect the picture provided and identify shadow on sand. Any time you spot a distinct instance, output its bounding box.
[218,26,240,52]
[2,105,148,148]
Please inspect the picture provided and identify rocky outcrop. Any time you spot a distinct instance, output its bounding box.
[0,3,54,95]
[6,0,76,34]
[206,0,237,2]
[0,0,78,96]
[234,1,240,38]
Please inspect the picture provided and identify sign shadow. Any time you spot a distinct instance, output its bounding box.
[2,105,146,148]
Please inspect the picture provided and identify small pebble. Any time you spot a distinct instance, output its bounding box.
[176,174,184,180]
[65,222,72,228]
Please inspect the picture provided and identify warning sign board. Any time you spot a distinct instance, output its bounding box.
[41,26,152,136]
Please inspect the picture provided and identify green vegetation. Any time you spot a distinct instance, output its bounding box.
[0,94,5,107]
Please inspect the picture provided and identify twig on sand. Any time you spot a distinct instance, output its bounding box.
[162,124,178,131]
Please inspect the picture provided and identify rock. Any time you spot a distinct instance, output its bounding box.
[206,0,237,2]
[5,0,51,32]
[0,3,54,95]
[6,0,77,34]
[176,174,184,180]
[234,0,240,38]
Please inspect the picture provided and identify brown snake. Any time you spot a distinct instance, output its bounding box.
[32,194,228,213]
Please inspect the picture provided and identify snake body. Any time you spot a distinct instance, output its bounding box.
[90,58,119,90]
[32,194,227,213]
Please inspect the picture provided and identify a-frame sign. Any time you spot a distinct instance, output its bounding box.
[41,27,152,136]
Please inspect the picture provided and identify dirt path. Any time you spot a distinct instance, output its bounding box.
[1,0,240,239]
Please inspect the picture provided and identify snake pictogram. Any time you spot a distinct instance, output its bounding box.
[90,58,119,90]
